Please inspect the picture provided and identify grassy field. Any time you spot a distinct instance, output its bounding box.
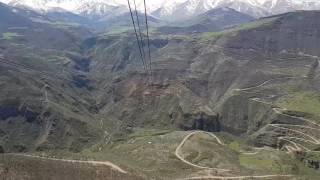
[1,128,319,180]
[74,130,319,179]
[180,133,242,172]
[198,16,278,42]
[0,154,142,180]
[239,151,288,173]
[1,32,23,40]
[278,91,320,122]
[79,129,197,180]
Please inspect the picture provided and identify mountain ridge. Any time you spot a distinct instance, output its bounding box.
[157,7,255,34]
[2,0,320,20]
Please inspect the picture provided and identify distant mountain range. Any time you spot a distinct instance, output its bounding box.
[2,0,320,21]
[158,7,255,34]
[0,1,255,34]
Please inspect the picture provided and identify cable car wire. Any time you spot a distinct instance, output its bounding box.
[133,0,147,70]
[127,0,147,71]
[143,0,153,83]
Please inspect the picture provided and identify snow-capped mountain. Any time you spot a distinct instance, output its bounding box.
[261,0,320,14]
[75,2,127,18]
[1,0,320,20]
[150,0,320,20]
[151,0,268,21]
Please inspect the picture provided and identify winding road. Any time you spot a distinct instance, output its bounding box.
[234,69,320,153]
[233,77,299,92]
[175,131,294,180]
[176,65,320,179]
[268,124,320,145]
[175,131,230,172]
[181,174,294,180]
[8,153,127,174]
[268,108,320,152]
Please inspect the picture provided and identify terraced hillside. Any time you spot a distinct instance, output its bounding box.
[0,3,320,179]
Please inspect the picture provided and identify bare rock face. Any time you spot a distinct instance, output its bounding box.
[0,146,4,153]
[295,151,320,170]
[0,106,39,123]
[307,160,320,170]
[178,111,220,132]
[220,95,249,135]
[251,132,279,148]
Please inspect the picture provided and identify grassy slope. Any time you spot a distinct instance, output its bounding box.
[80,129,195,179]
[198,17,278,42]
[0,154,141,180]
[78,130,318,179]
[278,91,320,122]
[0,7,101,153]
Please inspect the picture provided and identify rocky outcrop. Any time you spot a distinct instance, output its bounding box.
[296,151,320,171]
[178,111,221,132]
[220,95,249,134]
[307,160,320,170]
[0,106,39,123]
[247,98,275,134]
